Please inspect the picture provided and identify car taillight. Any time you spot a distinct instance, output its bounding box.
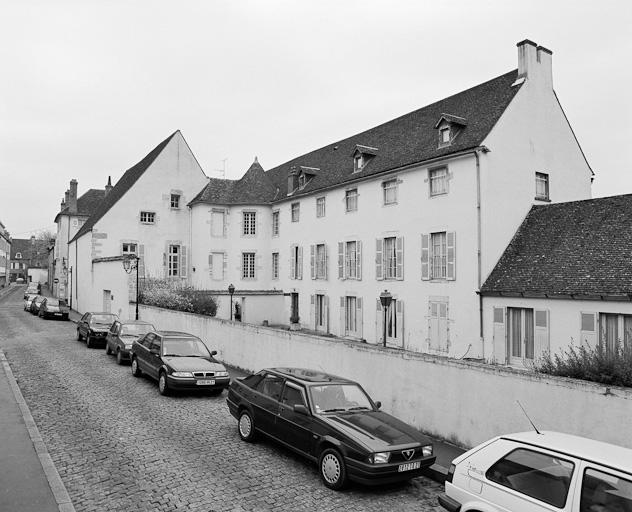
[446,463,456,483]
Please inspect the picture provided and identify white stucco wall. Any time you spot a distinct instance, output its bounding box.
[140,305,632,450]
[483,296,632,363]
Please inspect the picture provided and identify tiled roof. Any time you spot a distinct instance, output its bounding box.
[70,131,178,242]
[192,69,522,206]
[481,194,632,298]
[54,188,106,222]
[10,239,31,258]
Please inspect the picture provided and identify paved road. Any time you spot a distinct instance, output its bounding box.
[0,288,443,511]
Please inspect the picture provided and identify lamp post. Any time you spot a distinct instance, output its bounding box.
[228,284,235,321]
[379,289,393,348]
[123,255,140,320]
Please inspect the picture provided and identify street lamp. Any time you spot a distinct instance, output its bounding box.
[123,255,140,320]
[228,284,235,321]
[379,289,393,348]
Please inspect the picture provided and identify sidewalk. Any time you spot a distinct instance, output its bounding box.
[0,350,74,512]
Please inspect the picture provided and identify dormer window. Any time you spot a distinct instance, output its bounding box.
[298,174,306,189]
[352,145,378,173]
[15,252,22,259]
[435,114,467,148]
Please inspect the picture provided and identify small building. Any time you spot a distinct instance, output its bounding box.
[10,236,49,283]
[0,220,10,287]
[481,194,632,366]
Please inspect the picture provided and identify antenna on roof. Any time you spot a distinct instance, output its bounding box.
[517,400,541,435]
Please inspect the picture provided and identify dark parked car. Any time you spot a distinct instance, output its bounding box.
[38,298,70,320]
[24,283,39,299]
[76,312,119,348]
[105,320,156,365]
[24,294,38,311]
[130,331,229,396]
[226,368,436,490]
[29,295,46,315]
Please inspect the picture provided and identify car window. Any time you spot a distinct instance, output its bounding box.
[309,383,373,413]
[581,467,632,512]
[82,313,90,322]
[242,373,265,389]
[149,338,161,352]
[120,323,154,336]
[281,384,306,408]
[485,447,574,508]
[110,322,120,334]
[90,314,116,325]
[46,299,59,306]
[141,333,154,347]
[253,373,284,401]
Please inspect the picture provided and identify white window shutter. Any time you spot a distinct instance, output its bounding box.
[356,240,362,280]
[446,231,456,281]
[421,234,430,280]
[357,297,363,338]
[138,244,145,277]
[339,297,346,336]
[310,294,315,329]
[338,242,344,279]
[396,300,404,346]
[180,245,187,278]
[493,307,506,363]
[376,299,383,345]
[534,309,549,358]
[208,253,213,275]
[396,236,404,280]
[580,312,597,348]
[290,247,296,279]
[310,244,315,280]
[222,252,227,279]
[298,246,303,280]
[324,295,329,333]
[255,254,261,280]
[375,238,383,280]
[324,244,328,280]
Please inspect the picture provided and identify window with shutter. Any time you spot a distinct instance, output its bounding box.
[338,242,344,279]
[420,234,429,280]
[493,307,507,364]
[375,238,383,280]
[180,246,187,278]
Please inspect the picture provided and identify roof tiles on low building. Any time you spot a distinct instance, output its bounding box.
[191,69,522,206]
[481,194,632,299]
[54,188,106,222]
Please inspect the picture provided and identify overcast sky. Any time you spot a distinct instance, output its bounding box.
[1,0,631,238]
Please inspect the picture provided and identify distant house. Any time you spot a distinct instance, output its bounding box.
[0,220,10,287]
[52,179,106,302]
[68,131,208,318]
[10,236,49,283]
[481,194,632,366]
[187,39,593,358]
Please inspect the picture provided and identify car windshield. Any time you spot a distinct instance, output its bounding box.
[46,299,60,306]
[309,384,373,413]
[35,297,45,303]
[90,314,116,325]
[162,338,210,358]
[120,324,154,336]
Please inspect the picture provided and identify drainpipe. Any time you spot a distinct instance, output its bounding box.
[475,147,489,359]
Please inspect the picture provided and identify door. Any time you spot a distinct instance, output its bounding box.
[276,383,313,454]
[251,373,284,435]
[290,293,299,323]
[80,313,91,337]
[146,336,162,379]
[103,290,111,313]
[107,321,120,352]
[136,333,155,373]
[508,308,534,365]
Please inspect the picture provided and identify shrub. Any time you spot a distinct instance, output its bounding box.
[535,342,632,388]
[139,279,218,316]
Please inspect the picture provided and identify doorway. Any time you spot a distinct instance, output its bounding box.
[103,290,112,313]
[507,307,534,364]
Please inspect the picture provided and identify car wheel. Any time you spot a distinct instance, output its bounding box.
[86,336,93,348]
[105,343,112,355]
[131,357,142,377]
[158,372,170,396]
[116,350,124,365]
[319,448,348,490]
[238,410,256,442]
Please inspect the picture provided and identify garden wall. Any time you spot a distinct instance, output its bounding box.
[140,305,632,450]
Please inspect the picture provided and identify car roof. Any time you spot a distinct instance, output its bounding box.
[119,320,154,325]
[88,311,117,315]
[268,368,355,385]
[154,330,200,338]
[501,431,632,474]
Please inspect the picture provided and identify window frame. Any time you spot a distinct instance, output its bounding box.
[140,211,156,224]
[345,188,358,213]
[429,167,448,197]
[272,252,279,280]
[316,196,326,218]
[291,202,300,223]
[382,178,398,205]
[383,236,397,280]
[242,252,256,280]
[168,244,180,277]
[535,172,550,201]
[430,232,447,280]
[122,242,138,255]
[170,194,181,209]
[315,243,327,280]
[242,211,257,236]
[272,210,280,236]
[353,154,364,173]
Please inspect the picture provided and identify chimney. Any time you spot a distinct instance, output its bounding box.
[517,39,553,88]
[104,176,113,196]
[61,190,68,210]
[287,166,299,195]
[69,179,78,214]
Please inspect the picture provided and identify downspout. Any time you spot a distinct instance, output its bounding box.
[475,148,487,360]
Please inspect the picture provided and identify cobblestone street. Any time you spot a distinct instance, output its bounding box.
[0,288,443,511]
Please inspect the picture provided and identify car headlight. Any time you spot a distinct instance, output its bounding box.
[124,345,133,350]
[215,371,229,377]
[171,371,194,377]
[369,452,391,464]
[422,445,433,457]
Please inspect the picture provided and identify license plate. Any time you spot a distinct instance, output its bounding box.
[54,313,62,316]
[398,461,421,472]
[196,379,215,386]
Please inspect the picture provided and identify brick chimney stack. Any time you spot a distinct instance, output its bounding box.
[104,176,113,196]
[68,179,78,214]
[517,39,553,89]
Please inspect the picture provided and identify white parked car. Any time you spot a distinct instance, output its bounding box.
[439,431,632,512]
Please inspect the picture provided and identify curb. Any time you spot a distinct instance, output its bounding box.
[0,351,76,512]
[424,463,448,484]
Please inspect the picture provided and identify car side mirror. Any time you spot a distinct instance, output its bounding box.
[293,404,309,415]
[374,401,382,410]
[210,350,217,356]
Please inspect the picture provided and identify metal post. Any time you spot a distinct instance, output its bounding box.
[383,306,387,348]
[228,284,235,321]
[135,256,139,320]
